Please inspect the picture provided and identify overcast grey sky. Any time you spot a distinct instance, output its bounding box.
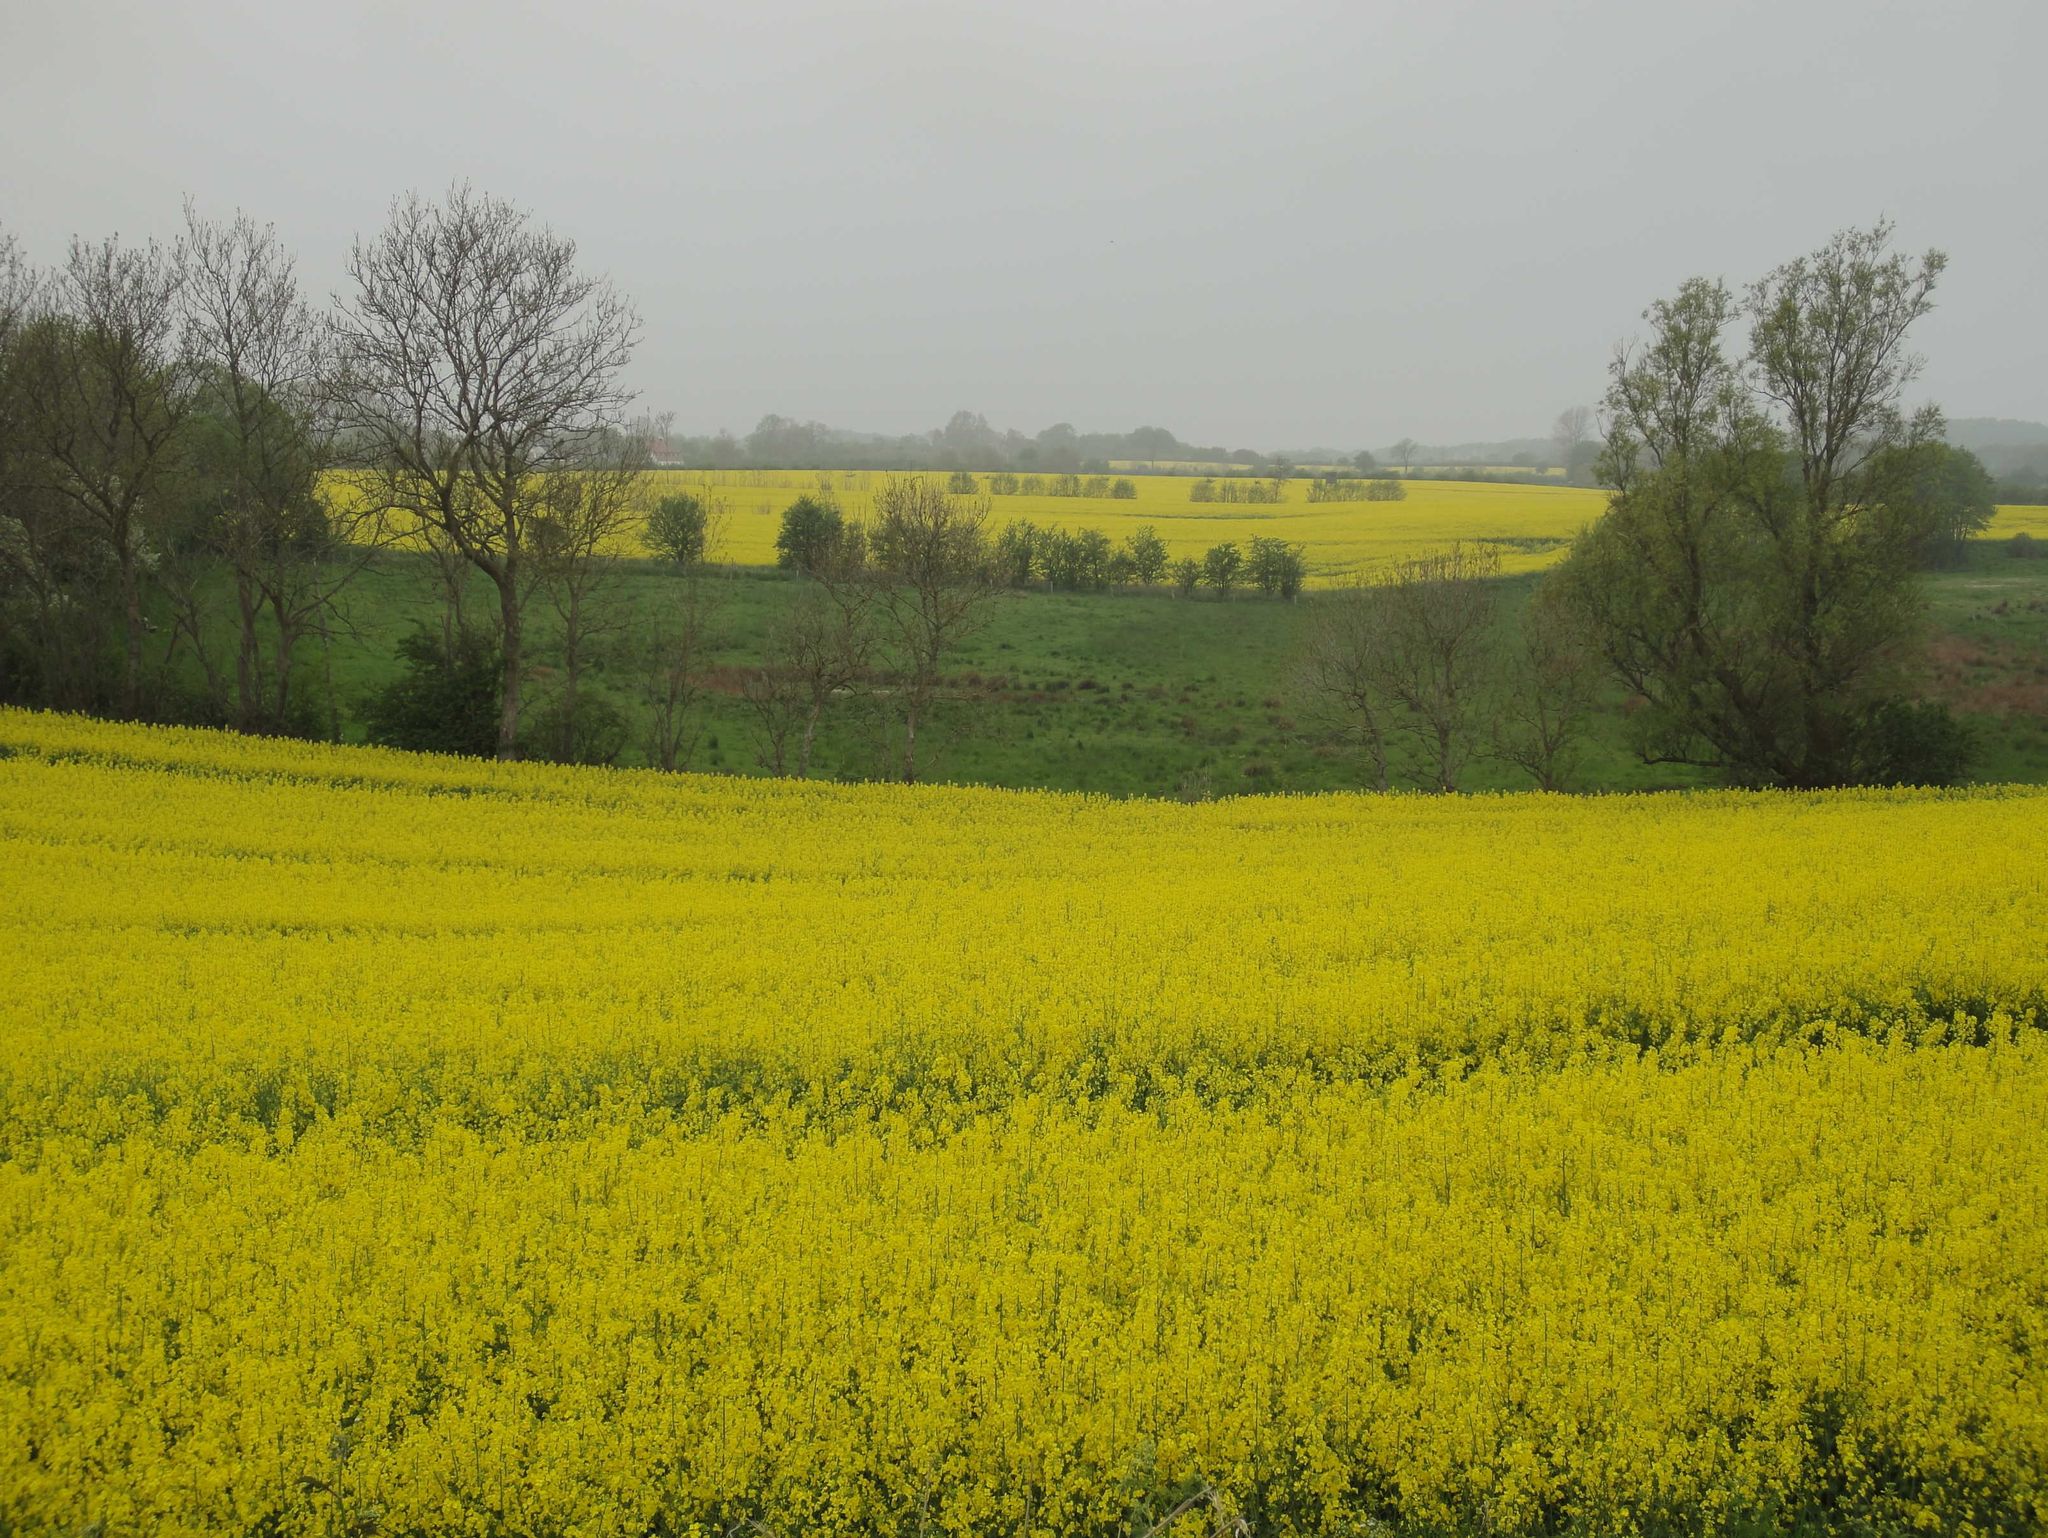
[2,0,2041,448]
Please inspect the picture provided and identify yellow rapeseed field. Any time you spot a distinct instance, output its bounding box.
[644,471,1610,577]
[339,466,2046,582]
[2,709,2046,1536]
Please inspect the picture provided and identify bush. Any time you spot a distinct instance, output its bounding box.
[523,691,631,766]
[2009,532,2040,559]
[775,496,845,574]
[1851,699,1975,787]
[644,494,709,567]
[1364,478,1407,501]
[1201,542,1243,595]
[946,471,977,494]
[364,628,502,758]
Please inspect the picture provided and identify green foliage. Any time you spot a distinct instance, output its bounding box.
[1124,526,1168,585]
[1558,226,1952,789]
[1246,536,1306,599]
[993,520,1042,586]
[1850,699,1975,787]
[775,496,845,574]
[946,470,978,494]
[1190,477,1284,505]
[363,627,501,758]
[1171,557,1202,598]
[523,690,632,766]
[1202,542,1243,595]
[644,494,709,568]
[1364,478,1407,502]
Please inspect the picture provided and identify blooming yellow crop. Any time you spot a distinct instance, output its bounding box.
[1,709,2044,1536]
[643,470,1610,578]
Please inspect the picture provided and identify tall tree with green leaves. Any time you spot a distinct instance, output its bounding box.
[1557,223,1965,787]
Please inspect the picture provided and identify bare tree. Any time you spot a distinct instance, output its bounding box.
[1297,574,1397,791]
[783,555,880,778]
[1551,405,1593,478]
[0,229,32,355]
[1492,581,1599,791]
[1391,436,1419,475]
[866,476,999,783]
[330,186,640,759]
[529,433,647,759]
[14,234,195,713]
[184,206,382,731]
[641,500,729,772]
[1376,544,1502,792]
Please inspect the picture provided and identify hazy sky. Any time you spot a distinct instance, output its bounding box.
[2,0,2042,448]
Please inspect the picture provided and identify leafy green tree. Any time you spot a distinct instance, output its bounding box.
[1247,536,1306,599]
[1170,556,1201,598]
[645,493,710,567]
[1202,542,1243,596]
[1900,442,1995,568]
[775,494,844,574]
[993,520,1041,587]
[1557,223,1958,788]
[1124,526,1168,585]
[1076,528,1114,588]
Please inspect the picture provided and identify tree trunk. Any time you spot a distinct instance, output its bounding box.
[234,573,262,730]
[118,549,144,716]
[560,586,582,762]
[270,595,302,727]
[901,695,920,784]
[496,576,523,760]
[799,701,822,779]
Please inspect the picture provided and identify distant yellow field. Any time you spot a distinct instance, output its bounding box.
[648,470,1610,578]
[1991,503,2048,538]
[344,472,2045,580]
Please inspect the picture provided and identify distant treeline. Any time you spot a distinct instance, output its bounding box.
[672,414,1255,474]
[975,471,1137,498]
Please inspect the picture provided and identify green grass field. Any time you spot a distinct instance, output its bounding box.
[267,536,2048,796]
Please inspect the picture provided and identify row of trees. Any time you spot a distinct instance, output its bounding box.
[0,211,375,732]
[673,415,1284,475]
[0,187,682,762]
[1188,477,1285,504]
[770,492,1308,600]
[975,471,1137,498]
[1307,476,1407,503]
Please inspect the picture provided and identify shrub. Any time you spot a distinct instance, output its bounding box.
[644,494,709,567]
[2009,532,2040,559]
[523,691,631,766]
[1851,699,1975,787]
[363,627,502,758]
[775,496,845,574]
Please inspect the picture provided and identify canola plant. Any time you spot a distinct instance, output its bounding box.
[1,709,2044,1536]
